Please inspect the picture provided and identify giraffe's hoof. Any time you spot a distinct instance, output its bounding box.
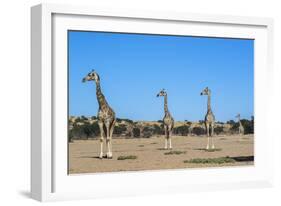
[106,153,113,159]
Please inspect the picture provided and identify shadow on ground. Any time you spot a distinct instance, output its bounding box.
[230,156,254,162]
[18,190,31,198]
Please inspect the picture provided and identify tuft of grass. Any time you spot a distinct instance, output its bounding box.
[164,151,186,155]
[117,155,137,160]
[195,148,222,152]
[219,138,227,140]
[184,157,235,164]
[151,142,157,144]
[205,148,222,152]
[138,145,144,147]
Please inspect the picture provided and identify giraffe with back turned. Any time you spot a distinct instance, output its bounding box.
[157,89,174,149]
[200,87,216,149]
[82,70,116,159]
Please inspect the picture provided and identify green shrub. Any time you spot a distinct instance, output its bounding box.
[133,127,140,137]
[174,125,190,136]
[153,124,164,135]
[192,127,205,136]
[70,122,100,139]
[114,124,127,135]
[214,126,224,135]
[143,126,154,138]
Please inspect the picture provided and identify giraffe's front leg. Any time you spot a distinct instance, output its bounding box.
[238,127,242,141]
[239,131,243,142]
[105,120,112,159]
[98,121,105,159]
[205,123,210,150]
[164,126,168,150]
[168,126,173,149]
[211,123,215,149]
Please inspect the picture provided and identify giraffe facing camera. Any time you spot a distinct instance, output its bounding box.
[82,70,116,159]
[200,87,216,150]
[236,113,245,140]
[157,89,174,150]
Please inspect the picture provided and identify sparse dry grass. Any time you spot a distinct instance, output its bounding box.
[69,134,254,174]
[184,157,235,164]
[117,155,137,160]
[195,148,222,152]
[157,148,167,150]
[164,151,186,155]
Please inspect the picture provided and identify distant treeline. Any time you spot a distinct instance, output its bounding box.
[68,116,254,142]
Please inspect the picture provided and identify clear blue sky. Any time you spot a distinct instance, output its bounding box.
[68,31,254,122]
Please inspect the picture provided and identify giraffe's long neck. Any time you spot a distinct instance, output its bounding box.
[238,117,242,126]
[207,94,211,112]
[164,95,169,114]
[95,81,108,110]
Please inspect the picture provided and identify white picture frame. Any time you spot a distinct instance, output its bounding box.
[31,3,274,202]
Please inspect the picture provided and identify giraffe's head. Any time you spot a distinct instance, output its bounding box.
[156,89,167,97]
[200,87,211,96]
[82,70,100,83]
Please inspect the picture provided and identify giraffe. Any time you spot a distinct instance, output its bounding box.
[82,70,116,159]
[136,122,145,138]
[235,113,244,139]
[200,87,216,149]
[126,122,135,138]
[157,89,174,149]
[187,122,193,136]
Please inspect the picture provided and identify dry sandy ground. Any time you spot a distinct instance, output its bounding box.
[68,134,254,174]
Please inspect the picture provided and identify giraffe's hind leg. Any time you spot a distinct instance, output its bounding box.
[108,119,115,158]
[105,120,113,159]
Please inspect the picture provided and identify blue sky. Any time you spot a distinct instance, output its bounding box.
[68,31,254,122]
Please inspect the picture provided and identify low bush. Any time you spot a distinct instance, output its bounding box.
[174,125,190,136]
[192,127,205,136]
